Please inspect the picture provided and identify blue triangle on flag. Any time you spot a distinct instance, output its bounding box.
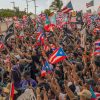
[67,1,73,9]
[98,43,100,46]
[42,61,51,71]
[45,61,49,68]
[56,48,66,56]
[37,26,43,33]
[42,66,46,70]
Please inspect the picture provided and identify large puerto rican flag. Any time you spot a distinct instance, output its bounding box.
[93,28,100,34]
[49,48,67,64]
[90,85,100,100]
[37,32,44,42]
[94,40,100,56]
[95,40,100,50]
[43,44,56,52]
[61,1,73,13]
[90,85,96,100]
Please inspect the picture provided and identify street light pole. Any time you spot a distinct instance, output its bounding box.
[26,0,29,13]
[26,0,34,14]
[24,8,27,14]
[11,2,16,16]
[33,0,36,15]
[25,0,37,15]
[32,0,38,17]
[11,1,15,10]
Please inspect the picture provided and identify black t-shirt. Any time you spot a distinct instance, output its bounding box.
[38,82,50,92]
[30,55,40,80]
[32,55,40,64]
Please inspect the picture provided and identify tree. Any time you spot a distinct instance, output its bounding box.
[44,9,51,16]
[49,0,63,12]
[0,9,14,17]
[0,9,32,18]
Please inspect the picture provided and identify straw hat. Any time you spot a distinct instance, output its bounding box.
[3,83,17,94]
[78,89,92,99]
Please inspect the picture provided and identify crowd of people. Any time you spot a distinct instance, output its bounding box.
[0,11,100,100]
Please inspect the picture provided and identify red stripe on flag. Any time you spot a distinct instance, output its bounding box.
[10,83,14,100]
[62,8,72,13]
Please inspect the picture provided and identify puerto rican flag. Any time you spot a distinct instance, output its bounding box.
[94,50,100,56]
[90,85,100,100]
[43,44,56,52]
[61,1,73,13]
[42,61,53,72]
[50,44,56,51]
[37,32,45,44]
[95,40,100,50]
[91,93,100,100]
[90,85,96,100]
[62,7,72,14]
[93,28,100,34]
[49,48,67,64]
[43,45,50,52]
[38,13,46,20]
[94,92,100,100]
[56,12,66,29]
[94,40,100,56]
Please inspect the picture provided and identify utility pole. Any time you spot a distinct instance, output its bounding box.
[33,0,36,15]
[25,0,37,15]
[11,1,15,10]
[26,0,33,14]
[26,0,29,13]
[32,0,38,16]
[24,8,27,14]
[11,1,16,16]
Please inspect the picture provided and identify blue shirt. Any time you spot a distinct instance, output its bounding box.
[21,79,37,90]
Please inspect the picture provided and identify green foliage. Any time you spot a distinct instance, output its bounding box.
[49,0,63,12]
[44,9,51,16]
[0,9,29,18]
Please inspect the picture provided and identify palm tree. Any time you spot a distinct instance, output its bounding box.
[49,0,63,12]
[44,9,51,16]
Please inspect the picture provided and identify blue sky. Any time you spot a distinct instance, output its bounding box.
[0,0,100,14]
